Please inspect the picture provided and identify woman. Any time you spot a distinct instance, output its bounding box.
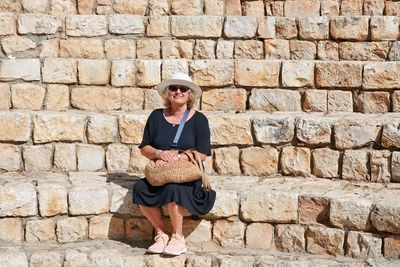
[133,72,216,256]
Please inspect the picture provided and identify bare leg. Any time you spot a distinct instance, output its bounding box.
[138,205,166,234]
[167,202,185,235]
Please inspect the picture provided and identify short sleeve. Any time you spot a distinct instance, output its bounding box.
[138,110,156,149]
[195,113,211,156]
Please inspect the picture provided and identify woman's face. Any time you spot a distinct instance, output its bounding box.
[166,85,191,106]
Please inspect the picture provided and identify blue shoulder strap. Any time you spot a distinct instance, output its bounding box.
[171,109,190,148]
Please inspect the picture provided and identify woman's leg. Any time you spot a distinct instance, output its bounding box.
[166,202,185,235]
[138,205,166,234]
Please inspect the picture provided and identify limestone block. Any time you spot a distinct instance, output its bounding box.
[312,148,340,178]
[23,145,52,171]
[45,84,69,111]
[384,235,400,258]
[339,42,389,61]
[298,16,329,40]
[89,214,124,240]
[78,59,110,85]
[60,38,104,59]
[251,90,300,112]
[290,40,317,60]
[204,0,224,15]
[201,88,246,112]
[346,231,382,259]
[33,113,86,143]
[258,17,275,39]
[54,144,75,171]
[66,15,107,36]
[275,224,306,253]
[0,182,37,216]
[330,16,369,41]
[383,122,400,148]
[17,14,61,34]
[171,0,202,15]
[194,40,216,59]
[187,256,213,267]
[342,150,369,181]
[299,196,330,225]
[25,218,56,242]
[161,40,194,59]
[111,60,136,87]
[216,40,234,59]
[0,83,10,109]
[136,60,161,87]
[129,146,148,172]
[275,17,297,39]
[0,144,21,171]
[327,90,353,112]
[136,39,160,59]
[113,0,148,15]
[125,218,153,241]
[385,1,400,15]
[110,186,141,216]
[234,40,262,59]
[184,219,212,243]
[1,36,36,54]
[213,147,241,175]
[0,59,41,82]
[282,61,314,87]
[242,1,264,16]
[341,0,363,15]
[317,40,339,60]
[21,0,47,13]
[240,146,279,176]
[303,90,327,112]
[30,252,62,267]
[64,249,91,267]
[213,218,246,248]
[207,189,238,218]
[0,111,31,142]
[69,185,109,215]
[305,226,345,256]
[190,60,233,86]
[316,62,362,88]
[50,0,77,17]
[0,1,22,13]
[389,41,400,61]
[208,114,253,145]
[162,59,189,80]
[105,39,135,59]
[334,120,380,149]
[0,13,16,35]
[0,253,28,267]
[280,146,311,176]
[370,16,400,41]
[37,183,68,216]
[235,60,280,87]
[11,83,45,110]
[246,223,273,250]
[71,86,121,111]
[330,197,373,230]
[364,63,400,89]
[43,58,77,84]
[77,0,94,14]
[371,201,400,234]
[119,113,148,144]
[392,152,400,182]
[296,117,331,145]
[146,16,169,37]
[357,91,390,113]
[96,5,112,14]
[224,16,257,38]
[393,91,400,111]
[253,116,295,144]
[143,89,163,110]
[284,0,320,17]
[0,218,22,243]
[225,0,241,15]
[87,114,118,144]
[56,217,88,243]
[76,144,105,171]
[106,144,130,171]
[264,39,290,59]
[171,16,223,38]
[148,0,169,16]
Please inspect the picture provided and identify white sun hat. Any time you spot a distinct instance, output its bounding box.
[156,72,202,99]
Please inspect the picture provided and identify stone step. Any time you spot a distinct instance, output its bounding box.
[1,172,400,260]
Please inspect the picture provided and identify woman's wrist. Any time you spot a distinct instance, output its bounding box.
[155,149,162,158]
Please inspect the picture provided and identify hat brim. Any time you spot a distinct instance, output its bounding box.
[157,79,202,99]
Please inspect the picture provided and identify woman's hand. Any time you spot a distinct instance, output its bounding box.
[157,150,178,162]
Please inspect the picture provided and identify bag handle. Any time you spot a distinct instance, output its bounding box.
[181,149,212,191]
[170,109,190,149]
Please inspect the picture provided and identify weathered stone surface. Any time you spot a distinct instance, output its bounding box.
[89,214,124,240]
[365,0,385,15]
[111,59,136,87]
[33,113,85,143]
[76,144,105,171]
[23,145,52,171]
[45,84,69,111]
[342,150,369,181]
[312,148,340,178]
[66,15,107,36]
[60,38,104,59]
[213,218,246,248]
[363,63,400,89]
[11,83,45,110]
[264,39,290,59]
[162,60,189,81]
[327,90,353,112]
[113,0,147,15]
[253,116,295,144]
[303,90,327,112]
[43,58,77,84]
[290,40,317,60]
[105,39,136,59]
[171,0,202,15]
[225,0,241,15]
[284,0,320,17]
[384,235,400,258]
[257,17,275,39]
[190,60,233,86]
[29,251,62,267]
[136,60,161,87]
[235,60,280,87]
[334,120,380,149]
[339,42,389,61]
[240,146,279,176]
[306,226,345,256]
[213,147,241,175]
[25,218,56,242]
[241,188,298,223]
[275,17,297,39]
[0,218,22,243]
[242,1,264,17]
[224,16,257,38]
[171,16,223,38]
[56,217,88,243]
[383,122,400,148]
[183,219,212,243]
[162,40,194,59]
[299,196,330,225]
[275,224,306,253]
[69,184,109,215]
[0,182,37,216]
[330,16,369,41]
[17,14,61,34]
[119,113,148,144]
[37,183,68,216]
[282,61,314,87]
[393,91,400,112]
[71,86,121,111]
[53,144,76,171]
[1,35,36,54]
[341,0,363,15]
[0,13,16,35]
[78,59,110,85]
[0,252,28,267]
[106,144,130,172]
[316,62,362,88]
[392,152,400,183]
[371,201,400,234]
[385,1,400,15]
[39,37,60,57]
[246,223,273,250]
[206,189,238,219]
[193,39,215,59]
[0,59,41,81]
[77,0,94,14]
[317,40,339,60]
[204,0,224,15]
[208,114,253,145]
[136,39,160,59]
[296,117,331,145]
[129,146,148,172]
[370,150,391,183]
[146,16,169,37]
[389,41,400,61]
[0,144,21,171]
[201,88,246,112]
[346,231,382,259]
[125,218,154,241]
[280,146,311,176]
[0,111,31,142]
[121,87,144,110]
[50,0,76,17]
[215,40,234,59]
[0,83,10,109]
[371,16,400,41]
[330,197,373,230]
[298,16,329,40]
[87,114,118,144]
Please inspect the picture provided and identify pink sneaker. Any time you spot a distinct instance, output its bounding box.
[147,232,169,254]
[163,233,187,256]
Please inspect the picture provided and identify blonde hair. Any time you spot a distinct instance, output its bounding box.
[162,87,196,109]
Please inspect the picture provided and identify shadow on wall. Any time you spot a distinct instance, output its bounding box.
[104,173,201,248]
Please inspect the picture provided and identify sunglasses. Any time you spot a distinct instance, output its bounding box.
[168,85,190,93]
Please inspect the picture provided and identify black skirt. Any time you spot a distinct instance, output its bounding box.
[133,178,216,216]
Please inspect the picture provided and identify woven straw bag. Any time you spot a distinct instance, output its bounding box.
[144,149,212,190]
